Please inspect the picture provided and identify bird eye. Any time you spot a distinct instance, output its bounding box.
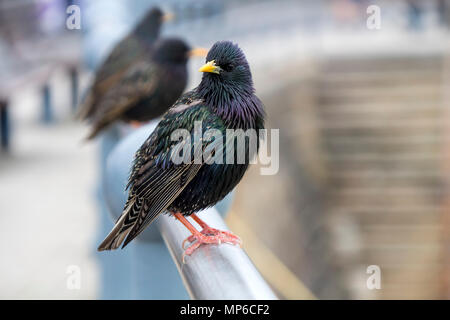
[221,63,233,72]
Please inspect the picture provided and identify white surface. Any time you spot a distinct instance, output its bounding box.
[0,72,98,299]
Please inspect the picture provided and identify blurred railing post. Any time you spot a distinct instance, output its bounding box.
[41,84,53,124]
[69,67,79,112]
[0,100,9,151]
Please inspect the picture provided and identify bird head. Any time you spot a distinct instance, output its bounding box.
[152,39,207,65]
[198,41,253,96]
[143,7,174,24]
[136,7,173,39]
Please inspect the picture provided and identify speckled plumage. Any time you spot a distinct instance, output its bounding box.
[98,41,264,251]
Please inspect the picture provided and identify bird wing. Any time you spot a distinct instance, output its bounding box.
[77,36,145,120]
[121,163,203,248]
[95,36,144,89]
[98,94,222,250]
[85,60,159,139]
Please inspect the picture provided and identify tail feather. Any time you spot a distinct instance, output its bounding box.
[85,123,106,140]
[97,203,134,251]
[76,89,95,120]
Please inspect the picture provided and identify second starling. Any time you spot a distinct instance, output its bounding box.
[78,7,167,119]
[81,38,204,139]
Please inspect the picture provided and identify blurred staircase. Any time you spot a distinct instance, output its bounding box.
[315,54,448,299]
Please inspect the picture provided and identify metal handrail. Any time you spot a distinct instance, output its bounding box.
[157,207,278,300]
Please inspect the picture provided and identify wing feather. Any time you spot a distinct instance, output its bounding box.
[121,163,202,247]
[86,61,158,139]
[77,36,145,121]
[98,92,216,250]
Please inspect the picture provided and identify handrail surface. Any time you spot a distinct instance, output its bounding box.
[157,208,277,300]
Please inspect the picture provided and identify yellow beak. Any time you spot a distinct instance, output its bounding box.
[199,60,221,74]
[162,12,175,22]
[188,48,208,58]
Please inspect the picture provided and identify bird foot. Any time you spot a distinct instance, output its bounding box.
[182,226,241,249]
[129,121,142,128]
[182,229,242,263]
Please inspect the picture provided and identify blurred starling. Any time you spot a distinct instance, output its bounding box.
[78,7,167,116]
[98,41,265,259]
[80,38,206,139]
[78,8,204,139]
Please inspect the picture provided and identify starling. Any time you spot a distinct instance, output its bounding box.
[78,7,168,120]
[80,38,206,139]
[98,41,265,260]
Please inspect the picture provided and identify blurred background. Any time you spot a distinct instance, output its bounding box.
[1,0,449,299]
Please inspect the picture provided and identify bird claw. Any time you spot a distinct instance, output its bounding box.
[183,226,240,244]
[129,120,142,128]
[181,229,242,263]
[182,236,193,250]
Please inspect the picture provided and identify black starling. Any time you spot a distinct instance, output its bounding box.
[80,38,206,139]
[78,8,207,139]
[98,41,265,259]
[78,7,167,120]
